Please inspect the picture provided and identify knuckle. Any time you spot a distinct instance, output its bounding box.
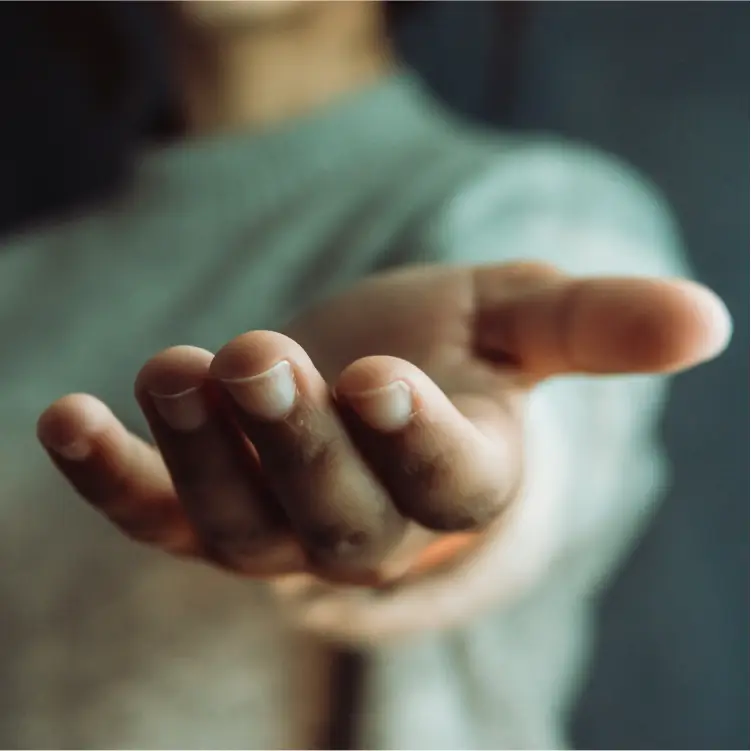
[302,524,372,561]
[203,528,274,570]
[395,453,509,531]
[171,448,229,491]
[116,501,188,545]
[74,463,134,515]
[263,430,341,481]
[411,487,507,532]
[199,516,304,574]
[401,452,445,494]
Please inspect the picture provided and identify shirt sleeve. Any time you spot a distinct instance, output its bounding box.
[418,138,689,580]
[270,139,690,645]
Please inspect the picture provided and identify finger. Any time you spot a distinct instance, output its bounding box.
[474,263,732,379]
[135,346,305,575]
[210,331,406,574]
[335,355,521,532]
[36,393,199,556]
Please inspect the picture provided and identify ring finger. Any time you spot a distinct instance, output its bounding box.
[135,345,304,575]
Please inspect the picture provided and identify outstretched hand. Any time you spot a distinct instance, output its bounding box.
[37,263,731,586]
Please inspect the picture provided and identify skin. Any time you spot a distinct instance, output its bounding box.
[35,2,733,588]
[37,264,732,585]
[173,1,391,134]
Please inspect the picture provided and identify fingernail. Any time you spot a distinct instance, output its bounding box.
[150,387,208,431]
[41,435,92,461]
[220,360,297,420]
[346,381,414,432]
[37,397,113,461]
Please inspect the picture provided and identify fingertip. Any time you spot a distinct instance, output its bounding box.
[37,394,115,460]
[638,280,734,373]
[564,277,734,375]
[335,355,419,395]
[135,345,214,397]
[211,331,306,381]
[676,280,733,364]
[336,357,426,433]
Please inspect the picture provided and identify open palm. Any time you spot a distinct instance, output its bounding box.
[37,262,731,585]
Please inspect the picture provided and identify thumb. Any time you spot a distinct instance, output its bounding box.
[472,263,732,380]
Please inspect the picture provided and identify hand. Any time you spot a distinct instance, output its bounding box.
[36,263,731,586]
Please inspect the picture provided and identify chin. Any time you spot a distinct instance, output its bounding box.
[177,0,310,30]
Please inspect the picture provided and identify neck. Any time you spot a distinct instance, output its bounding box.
[174,3,392,137]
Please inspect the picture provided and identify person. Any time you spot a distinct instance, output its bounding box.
[0,2,731,749]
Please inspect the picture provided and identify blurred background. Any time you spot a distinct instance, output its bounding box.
[0,2,747,748]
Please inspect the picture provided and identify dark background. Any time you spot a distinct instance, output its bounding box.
[0,2,747,749]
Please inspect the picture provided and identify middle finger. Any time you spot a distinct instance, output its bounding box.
[211,331,407,575]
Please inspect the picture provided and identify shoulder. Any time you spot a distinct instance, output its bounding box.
[0,203,125,321]
[0,203,103,256]
[399,119,688,279]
